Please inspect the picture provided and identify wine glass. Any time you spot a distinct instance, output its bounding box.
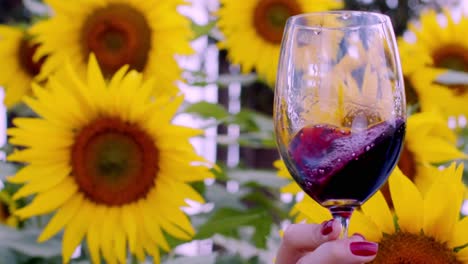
[274,11,406,237]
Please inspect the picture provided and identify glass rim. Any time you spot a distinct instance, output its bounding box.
[287,10,392,30]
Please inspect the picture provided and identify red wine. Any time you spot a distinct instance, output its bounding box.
[285,119,405,205]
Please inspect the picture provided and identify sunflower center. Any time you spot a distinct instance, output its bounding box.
[0,203,9,222]
[71,117,158,206]
[404,76,419,105]
[253,0,302,44]
[18,39,44,76]
[432,45,468,95]
[397,146,417,181]
[371,231,461,263]
[432,45,468,72]
[82,4,151,77]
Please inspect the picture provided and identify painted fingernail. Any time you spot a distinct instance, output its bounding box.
[352,233,366,240]
[320,220,334,235]
[350,241,378,256]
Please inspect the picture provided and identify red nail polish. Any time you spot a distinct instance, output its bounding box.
[321,220,334,235]
[350,241,378,256]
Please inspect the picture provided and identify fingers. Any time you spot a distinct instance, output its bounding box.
[276,219,342,264]
[297,235,378,264]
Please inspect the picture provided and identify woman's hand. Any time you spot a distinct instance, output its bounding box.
[276,219,378,264]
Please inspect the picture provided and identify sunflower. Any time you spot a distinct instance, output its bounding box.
[30,0,193,95]
[274,159,301,194]
[0,25,45,108]
[398,10,468,116]
[382,111,467,200]
[7,55,213,264]
[0,190,18,227]
[217,0,343,84]
[292,163,468,263]
[410,67,468,117]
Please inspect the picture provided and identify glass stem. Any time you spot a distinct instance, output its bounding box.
[329,206,355,238]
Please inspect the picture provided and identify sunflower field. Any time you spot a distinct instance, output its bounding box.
[0,0,467,263]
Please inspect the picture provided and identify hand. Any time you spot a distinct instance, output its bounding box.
[276,219,378,264]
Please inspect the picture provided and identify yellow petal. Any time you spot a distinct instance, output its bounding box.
[100,208,118,264]
[413,164,442,197]
[389,167,424,233]
[449,216,468,248]
[142,235,160,263]
[62,61,95,115]
[159,163,212,183]
[159,179,204,204]
[7,148,69,165]
[116,70,142,111]
[38,194,84,242]
[456,245,468,262]
[86,53,106,99]
[113,217,127,264]
[159,95,184,120]
[107,64,129,93]
[423,167,464,242]
[15,177,77,219]
[349,210,383,242]
[134,227,147,262]
[121,204,138,253]
[138,201,170,251]
[13,165,71,200]
[360,191,395,235]
[44,77,90,127]
[62,202,94,263]
[292,196,331,224]
[7,165,52,184]
[25,84,80,128]
[155,198,194,236]
[87,206,106,264]
[281,182,302,194]
[156,212,191,240]
[158,125,204,140]
[412,137,467,162]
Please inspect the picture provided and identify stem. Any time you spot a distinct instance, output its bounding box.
[329,206,355,238]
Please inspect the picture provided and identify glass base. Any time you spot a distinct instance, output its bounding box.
[323,199,360,238]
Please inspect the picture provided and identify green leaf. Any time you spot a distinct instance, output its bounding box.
[436,70,468,85]
[0,247,17,263]
[238,132,276,148]
[204,184,246,211]
[0,226,62,258]
[184,102,229,120]
[211,165,229,182]
[194,208,267,239]
[226,169,288,189]
[191,20,217,39]
[217,74,258,87]
[216,133,276,149]
[232,110,273,132]
[251,211,273,249]
[190,181,206,197]
[0,162,19,182]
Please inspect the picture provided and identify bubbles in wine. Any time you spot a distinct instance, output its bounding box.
[286,119,406,204]
[340,12,351,20]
